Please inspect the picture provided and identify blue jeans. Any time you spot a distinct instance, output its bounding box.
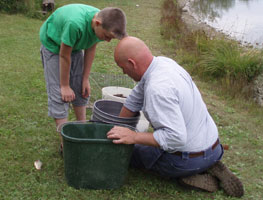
[130,142,224,178]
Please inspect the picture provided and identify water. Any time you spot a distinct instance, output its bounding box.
[187,0,263,48]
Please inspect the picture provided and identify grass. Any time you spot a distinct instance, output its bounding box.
[0,0,263,199]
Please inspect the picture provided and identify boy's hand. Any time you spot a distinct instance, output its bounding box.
[61,86,75,102]
[82,78,91,98]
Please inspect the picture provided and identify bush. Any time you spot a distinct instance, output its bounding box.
[160,0,184,40]
[0,0,43,18]
[0,0,22,13]
[197,38,263,83]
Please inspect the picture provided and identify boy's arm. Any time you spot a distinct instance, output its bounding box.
[60,42,75,102]
[82,44,97,98]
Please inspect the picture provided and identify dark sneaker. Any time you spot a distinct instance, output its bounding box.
[208,161,244,197]
[179,173,219,192]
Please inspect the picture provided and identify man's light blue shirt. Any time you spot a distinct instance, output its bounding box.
[124,56,218,153]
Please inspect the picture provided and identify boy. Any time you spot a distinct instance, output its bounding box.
[40,4,127,154]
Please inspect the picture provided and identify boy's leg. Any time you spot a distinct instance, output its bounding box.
[40,45,70,149]
[70,50,89,121]
[55,118,68,146]
[73,105,86,121]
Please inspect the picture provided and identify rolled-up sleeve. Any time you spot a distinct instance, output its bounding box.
[124,83,144,112]
[146,88,187,152]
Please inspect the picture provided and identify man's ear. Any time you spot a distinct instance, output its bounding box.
[128,58,136,70]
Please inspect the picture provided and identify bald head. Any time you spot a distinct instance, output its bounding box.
[114,36,153,81]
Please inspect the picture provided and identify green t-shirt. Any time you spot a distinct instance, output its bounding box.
[39,4,101,53]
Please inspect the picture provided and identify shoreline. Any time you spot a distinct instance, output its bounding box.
[176,0,263,106]
[177,0,226,39]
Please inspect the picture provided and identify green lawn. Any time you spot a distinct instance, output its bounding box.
[0,0,262,199]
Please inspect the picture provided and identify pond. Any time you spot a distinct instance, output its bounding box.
[187,0,263,48]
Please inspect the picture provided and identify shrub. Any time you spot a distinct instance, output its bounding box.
[0,0,43,18]
[197,39,263,83]
[0,0,23,13]
[160,0,183,39]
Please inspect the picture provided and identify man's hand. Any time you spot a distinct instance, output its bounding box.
[61,86,75,102]
[82,78,91,98]
[107,126,137,144]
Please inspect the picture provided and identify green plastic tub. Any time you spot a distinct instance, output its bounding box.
[60,122,134,190]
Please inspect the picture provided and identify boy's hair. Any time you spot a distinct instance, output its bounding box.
[97,7,127,39]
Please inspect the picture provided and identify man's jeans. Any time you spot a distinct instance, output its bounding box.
[130,142,224,178]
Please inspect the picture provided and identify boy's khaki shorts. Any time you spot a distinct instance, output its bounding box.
[40,45,89,119]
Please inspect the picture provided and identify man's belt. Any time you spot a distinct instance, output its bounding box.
[173,139,220,158]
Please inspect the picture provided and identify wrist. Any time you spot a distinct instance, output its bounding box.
[82,75,90,79]
[133,131,139,144]
[60,84,70,88]
[82,77,90,83]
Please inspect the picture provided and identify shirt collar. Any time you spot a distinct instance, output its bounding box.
[141,56,157,83]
